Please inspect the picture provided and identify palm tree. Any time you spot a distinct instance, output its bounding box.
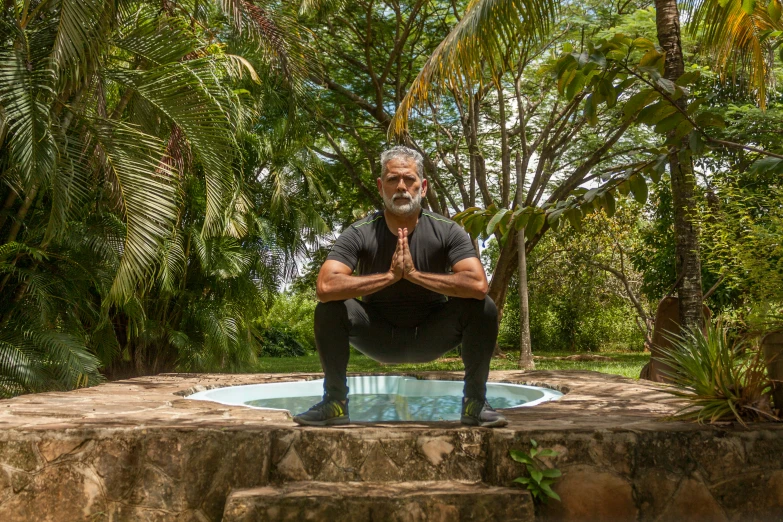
[0,0,318,394]
[652,0,705,331]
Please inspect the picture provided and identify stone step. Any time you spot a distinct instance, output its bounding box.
[222,480,534,522]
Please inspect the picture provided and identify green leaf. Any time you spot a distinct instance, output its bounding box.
[742,0,756,15]
[513,211,531,231]
[584,95,598,125]
[562,42,574,53]
[654,112,685,134]
[558,68,577,95]
[525,212,545,240]
[676,70,701,86]
[623,89,658,120]
[637,101,678,125]
[452,206,482,223]
[530,439,538,447]
[617,179,631,196]
[510,450,534,465]
[598,79,617,107]
[688,131,704,155]
[629,174,648,205]
[537,448,559,458]
[603,191,616,217]
[770,0,782,22]
[566,71,586,100]
[486,209,509,235]
[565,208,582,231]
[695,112,726,128]
[512,477,531,485]
[588,52,607,67]
[672,120,694,143]
[468,214,486,239]
[748,156,783,175]
[531,469,544,483]
[632,37,656,51]
[540,482,561,501]
[639,49,663,68]
[656,77,676,94]
[541,468,562,478]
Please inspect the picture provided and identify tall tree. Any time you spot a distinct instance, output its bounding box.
[653,0,704,330]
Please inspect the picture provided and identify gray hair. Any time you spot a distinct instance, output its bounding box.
[380,146,425,179]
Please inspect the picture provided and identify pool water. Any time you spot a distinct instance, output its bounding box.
[246,393,523,422]
[187,375,562,422]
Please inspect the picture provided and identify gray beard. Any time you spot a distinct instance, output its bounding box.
[383,190,422,217]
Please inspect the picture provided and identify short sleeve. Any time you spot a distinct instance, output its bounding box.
[446,223,478,267]
[326,225,363,272]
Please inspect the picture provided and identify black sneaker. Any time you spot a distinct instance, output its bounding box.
[461,398,508,428]
[293,397,350,426]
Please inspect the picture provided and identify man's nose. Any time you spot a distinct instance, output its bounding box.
[396,179,407,191]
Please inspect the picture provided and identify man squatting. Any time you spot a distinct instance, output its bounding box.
[293,145,507,428]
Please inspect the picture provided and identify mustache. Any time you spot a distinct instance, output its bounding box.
[392,193,412,201]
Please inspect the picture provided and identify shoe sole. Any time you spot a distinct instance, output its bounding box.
[293,416,350,427]
[460,416,508,428]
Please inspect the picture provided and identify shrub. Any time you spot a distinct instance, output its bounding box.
[257,326,308,357]
[254,292,317,356]
[658,323,777,426]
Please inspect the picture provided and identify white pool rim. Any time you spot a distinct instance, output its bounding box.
[187,375,563,412]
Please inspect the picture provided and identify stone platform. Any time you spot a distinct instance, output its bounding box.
[0,370,781,521]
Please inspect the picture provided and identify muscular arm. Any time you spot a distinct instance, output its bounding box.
[316,234,405,302]
[400,228,488,300]
[406,258,488,299]
[316,261,396,302]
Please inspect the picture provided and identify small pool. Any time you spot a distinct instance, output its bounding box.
[187,376,562,422]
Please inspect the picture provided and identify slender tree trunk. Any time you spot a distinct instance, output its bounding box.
[654,0,704,330]
[517,228,534,369]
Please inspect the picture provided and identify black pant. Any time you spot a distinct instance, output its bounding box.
[313,297,498,401]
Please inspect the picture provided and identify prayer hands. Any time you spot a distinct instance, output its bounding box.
[389,228,416,282]
[389,230,405,282]
[399,228,416,278]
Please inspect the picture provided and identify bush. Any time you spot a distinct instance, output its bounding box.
[254,292,317,356]
[659,322,777,426]
[257,326,308,357]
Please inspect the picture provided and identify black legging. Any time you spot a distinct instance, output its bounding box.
[313,297,498,402]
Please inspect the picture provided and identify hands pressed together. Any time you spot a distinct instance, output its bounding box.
[389,228,416,282]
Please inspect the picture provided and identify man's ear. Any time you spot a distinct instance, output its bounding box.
[376,177,383,194]
[421,178,428,197]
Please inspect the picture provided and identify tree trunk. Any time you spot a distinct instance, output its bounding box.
[654,0,704,331]
[517,228,534,369]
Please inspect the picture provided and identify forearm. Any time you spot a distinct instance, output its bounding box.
[317,271,396,302]
[406,270,487,300]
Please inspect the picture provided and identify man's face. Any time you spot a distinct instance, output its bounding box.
[377,157,428,217]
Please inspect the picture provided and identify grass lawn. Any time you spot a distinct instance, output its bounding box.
[256,350,650,380]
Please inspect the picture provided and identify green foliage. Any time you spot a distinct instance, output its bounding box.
[256,292,318,355]
[510,440,562,504]
[658,323,777,426]
[256,327,308,358]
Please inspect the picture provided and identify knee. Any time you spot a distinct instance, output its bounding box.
[314,300,347,332]
[482,296,498,322]
[464,296,497,323]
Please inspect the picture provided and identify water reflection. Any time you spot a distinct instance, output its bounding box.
[245,394,524,422]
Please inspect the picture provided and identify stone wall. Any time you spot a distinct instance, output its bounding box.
[489,428,783,522]
[0,429,270,521]
[1,426,782,521]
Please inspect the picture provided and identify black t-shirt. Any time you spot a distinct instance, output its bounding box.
[326,209,477,320]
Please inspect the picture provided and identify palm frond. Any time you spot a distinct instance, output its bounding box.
[390,0,558,135]
[88,120,179,301]
[684,0,778,109]
[109,57,240,235]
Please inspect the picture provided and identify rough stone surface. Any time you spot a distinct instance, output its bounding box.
[537,466,637,522]
[222,480,535,522]
[0,371,781,521]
